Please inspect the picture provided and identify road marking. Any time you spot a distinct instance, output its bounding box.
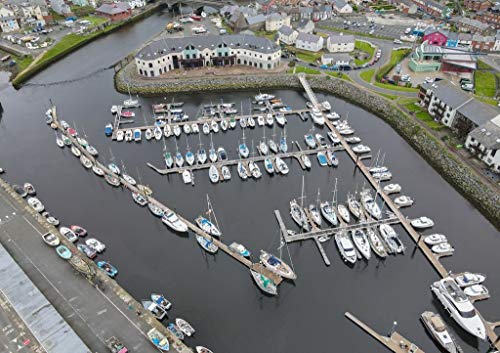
[96,309,107,316]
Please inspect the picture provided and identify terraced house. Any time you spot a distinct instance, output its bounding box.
[135,35,281,77]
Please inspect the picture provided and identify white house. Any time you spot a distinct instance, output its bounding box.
[128,0,146,9]
[278,25,298,45]
[296,32,324,52]
[326,34,355,52]
[0,6,19,33]
[494,30,500,51]
[321,53,352,66]
[265,12,290,32]
[465,117,500,172]
[332,0,353,14]
[50,0,71,15]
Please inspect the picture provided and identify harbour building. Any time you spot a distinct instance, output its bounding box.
[135,34,281,77]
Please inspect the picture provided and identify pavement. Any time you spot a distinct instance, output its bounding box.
[0,183,167,353]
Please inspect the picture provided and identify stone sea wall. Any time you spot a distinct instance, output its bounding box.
[115,70,500,229]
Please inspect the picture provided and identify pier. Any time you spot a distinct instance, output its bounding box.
[51,106,283,287]
[297,76,500,350]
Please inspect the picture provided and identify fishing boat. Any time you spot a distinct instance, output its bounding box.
[411,217,434,229]
[221,166,231,181]
[176,318,195,337]
[383,183,401,194]
[237,162,248,180]
[147,328,169,351]
[151,293,172,311]
[432,242,454,255]
[304,134,317,148]
[196,346,214,353]
[56,135,64,148]
[175,151,184,168]
[239,142,249,158]
[42,232,60,247]
[351,229,371,260]
[185,150,195,166]
[308,204,322,226]
[352,144,371,154]
[335,232,357,265]
[209,164,219,183]
[264,158,274,174]
[320,201,338,226]
[142,300,166,320]
[80,155,93,169]
[60,227,78,242]
[97,261,118,278]
[394,195,413,207]
[366,228,387,258]
[454,273,486,288]
[133,129,142,142]
[132,192,148,206]
[360,190,382,220]
[420,311,461,353]
[71,145,81,157]
[167,323,184,341]
[268,139,278,154]
[195,216,221,237]
[27,197,44,212]
[229,242,251,257]
[196,235,218,253]
[23,183,36,196]
[108,163,120,175]
[317,151,328,166]
[92,165,104,176]
[162,211,188,233]
[289,199,309,231]
[145,128,153,140]
[347,193,363,220]
[154,126,162,140]
[182,170,193,184]
[56,245,72,260]
[104,173,119,187]
[148,203,164,217]
[250,269,277,295]
[337,204,350,223]
[248,161,262,179]
[259,250,297,280]
[164,151,174,168]
[275,157,289,174]
[379,224,405,254]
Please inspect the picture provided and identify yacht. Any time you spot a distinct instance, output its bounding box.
[275,157,289,174]
[351,229,371,260]
[335,232,357,265]
[264,158,275,174]
[432,242,454,255]
[366,228,387,258]
[250,269,277,295]
[360,190,382,220]
[420,311,461,353]
[161,211,188,233]
[209,165,219,183]
[304,134,317,148]
[411,217,434,229]
[320,201,338,226]
[424,234,447,246]
[195,216,221,237]
[464,285,489,299]
[347,193,363,220]
[394,195,414,207]
[289,199,309,231]
[454,273,486,288]
[308,204,322,226]
[237,162,248,180]
[259,250,296,280]
[337,204,350,223]
[431,277,487,340]
[379,224,405,254]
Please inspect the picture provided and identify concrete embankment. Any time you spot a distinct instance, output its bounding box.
[115,68,500,229]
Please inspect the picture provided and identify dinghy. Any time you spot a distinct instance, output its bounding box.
[167,323,184,341]
[42,232,60,247]
[147,328,169,351]
[56,245,72,260]
[176,318,195,337]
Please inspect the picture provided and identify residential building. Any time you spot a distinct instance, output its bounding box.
[296,19,314,33]
[471,34,495,50]
[465,117,500,172]
[419,80,499,135]
[457,32,473,47]
[456,16,491,34]
[295,32,323,52]
[332,0,353,14]
[494,30,500,50]
[0,6,19,33]
[246,14,267,31]
[326,34,355,52]
[134,34,281,77]
[473,9,500,29]
[410,0,451,17]
[321,53,352,66]
[128,0,146,9]
[72,0,88,6]
[265,12,290,32]
[278,25,298,45]
[298,7,313,20]
[422,27,448,46]
[463,0,491,11]
[49,0,71,15]
[445,31,459,47]
[96,2,132,22]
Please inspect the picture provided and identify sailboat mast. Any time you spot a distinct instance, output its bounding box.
[332,177,338,208]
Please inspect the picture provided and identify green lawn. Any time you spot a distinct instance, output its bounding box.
[254,30,276,41]
[360,68,375,83]
[81,16,108,27]
[476,96,498,106]
[326,71,352,81]
[377,92,398,100]
[354,40,375,66]
[403,101,442,130]
[375,48,411,82]
[477,60,493,70]
[474,70,496,97]
[374,82,418,92]
[287,66,320,75]
[288,47,322,63]
[16,55,34,71]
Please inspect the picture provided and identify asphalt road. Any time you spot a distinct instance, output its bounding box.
[0,185,165,353]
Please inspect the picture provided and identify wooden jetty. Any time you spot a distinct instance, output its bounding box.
[297,76,500,350]
[147,145,344,176]
[50,106,283,286]
[345,312,425,353]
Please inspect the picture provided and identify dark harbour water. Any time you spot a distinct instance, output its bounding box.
[0,12,499,353]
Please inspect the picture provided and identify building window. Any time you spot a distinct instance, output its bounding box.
[149,63,152,68]
[150,70,154,76]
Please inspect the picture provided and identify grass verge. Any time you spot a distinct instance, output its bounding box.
[354,40,375,66]
[360,68,375,83]
[287,66,321,74]
[474,70,496,97]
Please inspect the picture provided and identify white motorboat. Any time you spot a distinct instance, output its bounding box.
[123,98,140,108]
[250,269,277,295]
[221,166,231,180]
[164,125,172,138]
[239,117,247,129]
[175,152,184,168]
[42,232,60,247]
[27,197,44,212]
[327,131,340,144]
[360,190,382,220]
[237,162,248,180]
[337,204,350,223]
[275,157,289,174]
[290,199,309,231]
[373,171,392,181]
[148,203,164,217]
[185,151,195,166]
[162,211,188,233]
[268,139,278,154]
[326,149,339,167]
[239,142,249,158]
[110,105,118,114]
[164,151,174,168]
[92,165,104,176]
[86,238,105,252]
[202,122,210,134]
[322,101,331,111]
[182,170,193,184]
[71,145,81,157]
[86,145,98,156]
[383,183,401,194]
[320,201,338,226]
[257,115,265,126]
[196,346,214,353]
[379,224,405,254]
[154,126,162,140]
[192,123,199,133]
[317,151,328,166]
[335,232,357,264]
[464,284,489,299]
[132,192,148,206]
[176,318,195,337]
[133,129,142,142]
[311,111,325,125]
[247,116,255,128]
[351,229,371,260]
[195,216,221,237]
[315,133,328,148]
[424,233,447,246]
[59,226,77,243]
[116,130,125,142]
[209,147,217,163]
[196,235,218,254]
[308,204,322,226]
[394,195,413,207]
[266,113,274,126]
[304,134,317,148]
[209,165,219,183]
[411,216,434,229]
[366,228,387,258]
[173,125,181,137]
[279,135,288,153]
[345,136,361,144]
[421,311,461,353]
[248,161,262,179]
[183,124,191,135]
[301,154,312,169]
[352,144,371,154]
[125,129,133,142]
[347,193,362,220]
[211,120,219,133]
[229,242,250,257]
[431,277,487,340]
[80,155,93,169]
[260,250,296,280]
[56,135,64,148]
[217,147,228,161]
[255,93,275,102]
[145,128,153,140]
[108,163,120,175]
[264,158,274,174]
[432,242,454,255]
[454,273,486,288]
[220,119,228,131]
[258,140,269,155]
[275,113,286,126]
[197,148,207,164]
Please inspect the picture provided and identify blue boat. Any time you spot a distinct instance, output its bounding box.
[147,328,169,352]
[167,323,184,341]
[317,152,328,166]
[97,261,118,278]
[104,124,113,137]
[279,137,288,153]
[239,143,249,158]
[56,245,72,260]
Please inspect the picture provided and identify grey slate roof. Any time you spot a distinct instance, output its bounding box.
[468,119,500,149]
[297,32,322,43]
[246,14,267,26]
[137,34,280,60]
[334,0,349,8]
[96,2,130,15]
[458,17,490,30]
[322,53,352,62]
[457,99,500,126]
[328,34,355,44]
[278,25,295,36]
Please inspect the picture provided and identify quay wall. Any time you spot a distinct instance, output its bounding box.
[115,70,500,229]
[0,177,193,353]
